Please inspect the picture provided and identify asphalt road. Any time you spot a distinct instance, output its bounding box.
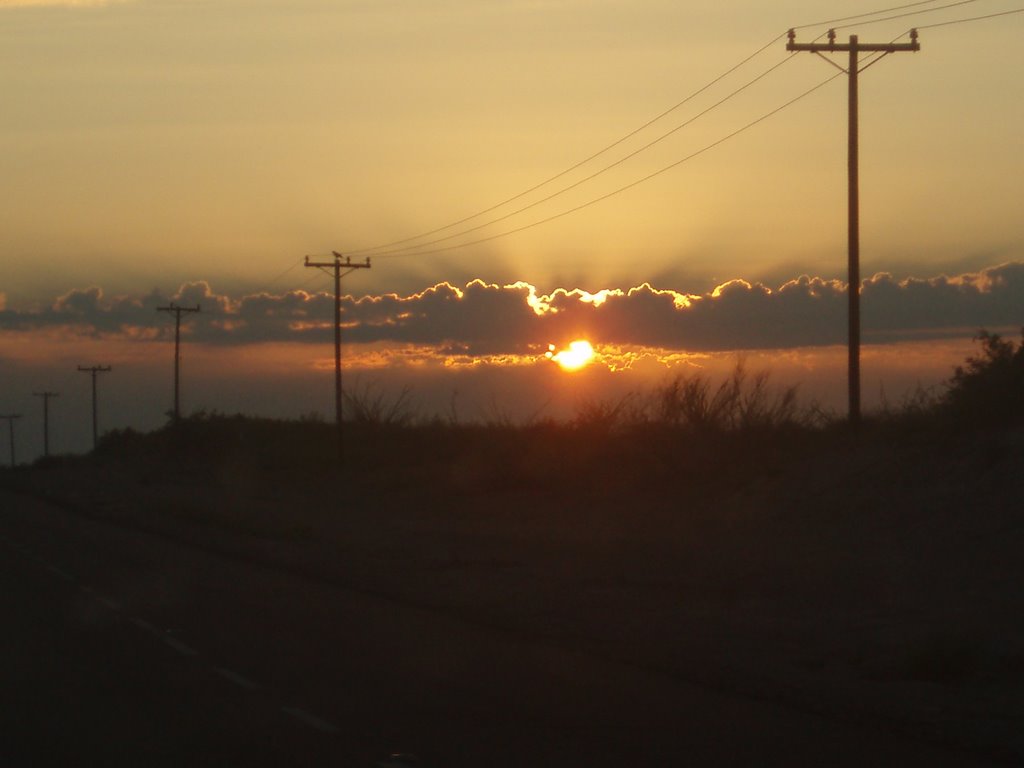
[0,489,998,767]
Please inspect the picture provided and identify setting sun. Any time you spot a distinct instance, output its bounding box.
[546,340,595,372]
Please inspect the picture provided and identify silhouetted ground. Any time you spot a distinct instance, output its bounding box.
[7,333,1024,761]
[3,407,1023,763]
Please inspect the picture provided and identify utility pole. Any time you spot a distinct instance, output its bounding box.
[0,414,21,467]
[33,391,59,458]
[157,303,201,422]
[787,28,920,428]
[78,365,112,450]
[304,252,371,463]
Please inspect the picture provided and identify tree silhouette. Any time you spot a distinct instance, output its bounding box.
[945,328,1024,428]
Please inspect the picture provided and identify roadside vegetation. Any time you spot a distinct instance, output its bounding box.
[12,328,1020,496]
[0,328,1018,529]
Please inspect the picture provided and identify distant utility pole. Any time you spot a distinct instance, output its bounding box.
[0,414,21,467]
[77,365,112,450]
[304,252,371,463]
[786,28,920,428]
[157,303,201,422]
[32,391,59,458]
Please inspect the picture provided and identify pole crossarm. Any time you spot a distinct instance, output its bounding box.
[304,252,371,465]
[156,303,201,317]
[787,28,920,53]
[304,252,372,276]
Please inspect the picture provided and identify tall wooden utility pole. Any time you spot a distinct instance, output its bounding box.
[787,28,920,427]
[0,414,21,467]
[157,303,201,422]
[78,365,112,449]
[304,252,371,463]
[32,391,59,458]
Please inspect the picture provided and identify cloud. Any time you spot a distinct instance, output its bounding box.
[2,263,1022,356]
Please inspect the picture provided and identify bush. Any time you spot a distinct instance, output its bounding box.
[342,378,416,428]
[944,328,1024,428]
[651,361,802,433]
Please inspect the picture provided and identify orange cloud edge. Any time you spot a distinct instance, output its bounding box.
[7,263,1019,374]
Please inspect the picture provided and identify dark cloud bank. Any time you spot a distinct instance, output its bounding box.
[3,262,1022,353]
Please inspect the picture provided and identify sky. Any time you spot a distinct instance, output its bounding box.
[1,0,1023,459]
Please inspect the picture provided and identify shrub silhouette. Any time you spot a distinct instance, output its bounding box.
[342,378,416,428]
[651,361,801,433]
[944,328,1024,428]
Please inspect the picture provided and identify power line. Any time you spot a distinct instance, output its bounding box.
[340,2,972,259]
[830,0,985,30]
[259,3,1009,288]
[377,71,845,261]
[251,257,306,295]
[345,33,789,257]
[793,0,961,29]
[368,54,798,259]
[300,268,333,291]
[243,256,308,306]
[913,6,1024,28]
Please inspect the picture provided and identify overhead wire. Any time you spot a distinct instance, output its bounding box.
[831,0,986,30]
[913,6,1024,27]
[341,0,981,260]
[343,31,790,257]
[365,53,798,259]
[300,269,332,292]
[344,0,950,257]
[248,257,306,296]
[301,0,1005,270]
[375,71,846,261]
[793,0,962,29]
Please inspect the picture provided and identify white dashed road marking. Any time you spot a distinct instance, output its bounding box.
[131,617,159,635]
[95,595,121,611]
[160,635,199,657]
[130,617,197,655]
[281,707,339,734]
[76,582,122,611]
[216,667,261,691]
[45,564,76,582]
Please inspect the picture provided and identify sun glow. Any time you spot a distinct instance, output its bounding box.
[546,340,595,372]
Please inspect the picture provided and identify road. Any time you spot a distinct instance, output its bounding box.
[0,489,998,766]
